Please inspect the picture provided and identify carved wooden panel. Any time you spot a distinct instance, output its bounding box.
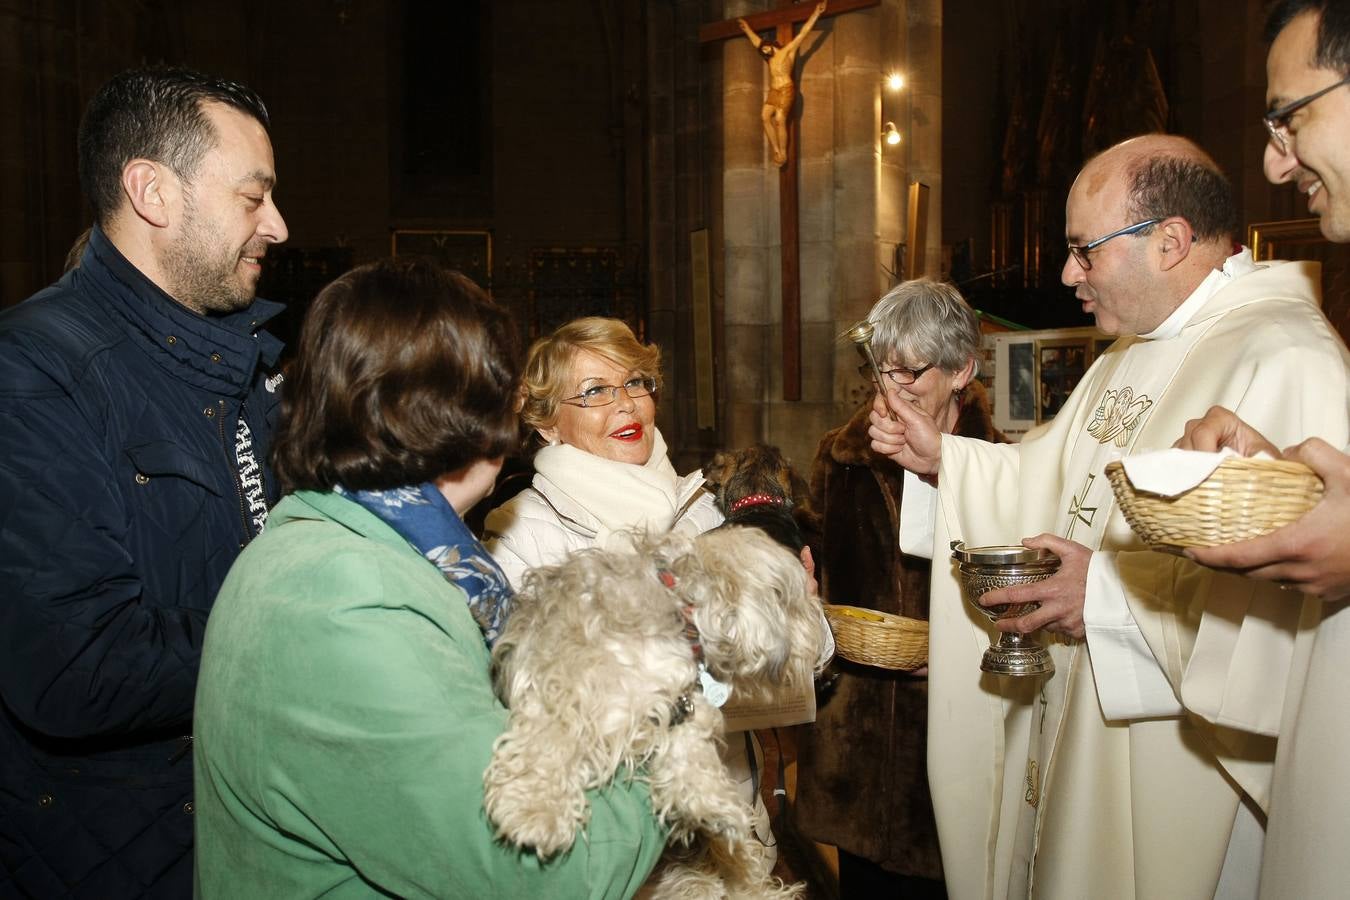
[391,229,492,290]
[526,247,643,340]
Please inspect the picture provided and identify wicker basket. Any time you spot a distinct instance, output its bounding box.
[1104,456,1323,550]
[824,604,929,671]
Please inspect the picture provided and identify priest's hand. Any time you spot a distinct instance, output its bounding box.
[1175,405,1280,457]
[982,533,1090,640]
[868,392,942,476]
[1185,437,1350,602]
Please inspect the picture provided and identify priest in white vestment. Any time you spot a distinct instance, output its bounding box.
[872,134,1350,900]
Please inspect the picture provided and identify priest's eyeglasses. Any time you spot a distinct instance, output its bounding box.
[857,362,935,386]
[1066,218,1162,271]
[1264,74,1350,154]
[561,376,658,408]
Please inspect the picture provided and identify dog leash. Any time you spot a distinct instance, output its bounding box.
[771,728,789,842]
[743,729,788,849]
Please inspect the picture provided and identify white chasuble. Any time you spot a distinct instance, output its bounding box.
[924,259,1350,900]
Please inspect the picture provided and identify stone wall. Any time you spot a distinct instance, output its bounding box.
[0,0,1307,479]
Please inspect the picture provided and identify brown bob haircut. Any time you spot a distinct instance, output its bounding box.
[519,316,662,434]
[272,257,521,493]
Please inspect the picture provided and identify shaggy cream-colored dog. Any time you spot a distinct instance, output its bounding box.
[484,527,821,899]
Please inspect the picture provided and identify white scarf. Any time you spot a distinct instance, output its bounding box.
[533,427,684,545]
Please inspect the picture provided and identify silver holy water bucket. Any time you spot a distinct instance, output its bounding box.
[951,541,1058,677]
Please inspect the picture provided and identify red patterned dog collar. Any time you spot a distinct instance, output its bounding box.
[728,493,788,514]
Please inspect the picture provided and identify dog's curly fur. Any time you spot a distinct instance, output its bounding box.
[484,527,819,898]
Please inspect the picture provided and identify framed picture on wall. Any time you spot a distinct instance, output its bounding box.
[1036,337,1091,424]
[1007,340,1037,422]
[993,334,1039,437]
[992,326,1107,438]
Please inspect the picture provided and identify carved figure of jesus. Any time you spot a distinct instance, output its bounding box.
[737,1,827,167]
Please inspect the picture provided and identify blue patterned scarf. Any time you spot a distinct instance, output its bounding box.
[336,483,512,647]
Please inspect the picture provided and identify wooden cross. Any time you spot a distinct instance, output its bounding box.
[701,0,879,400]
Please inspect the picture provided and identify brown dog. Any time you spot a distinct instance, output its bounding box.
[704,444,819,551]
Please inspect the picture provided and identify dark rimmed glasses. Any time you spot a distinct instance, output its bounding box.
[1264,74,1350,154]
[561,375,657,408]
[1066,218,1162,271]
[857,361,935,387]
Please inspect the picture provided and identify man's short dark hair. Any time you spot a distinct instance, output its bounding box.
[271,258,522,494]
[77,66,271,224]
[1125,155,1238,244]
[1265,1,1350,71]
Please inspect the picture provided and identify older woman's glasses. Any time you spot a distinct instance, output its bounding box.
[1264,74,1350,154]
[857,362,935,387]
[1066,218,1162,271]
[561,376,657,408]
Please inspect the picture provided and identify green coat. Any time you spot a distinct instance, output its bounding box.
[194,491,665,898]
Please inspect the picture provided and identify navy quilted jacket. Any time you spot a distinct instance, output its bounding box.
[0,226,284,898]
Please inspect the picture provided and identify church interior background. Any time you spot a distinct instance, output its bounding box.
[1,0,1329,471]
[2,0,1340,891]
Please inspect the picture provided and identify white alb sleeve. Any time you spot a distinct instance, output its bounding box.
[898,469,937,560]
[1083,550,1184,720]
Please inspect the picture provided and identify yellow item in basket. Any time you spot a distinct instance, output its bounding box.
[833,606,886,623]
[824,603,928,671]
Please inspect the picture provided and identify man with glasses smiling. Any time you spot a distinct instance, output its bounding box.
[1171,2,1350,896]
[870,132,1350,900]
[1262,5,1350,241]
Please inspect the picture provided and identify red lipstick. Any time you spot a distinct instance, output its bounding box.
[609,423,644,442]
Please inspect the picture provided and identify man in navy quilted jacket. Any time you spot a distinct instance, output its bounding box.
[0,67,288,897]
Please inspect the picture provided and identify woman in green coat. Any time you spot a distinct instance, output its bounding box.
[193,258,666,899]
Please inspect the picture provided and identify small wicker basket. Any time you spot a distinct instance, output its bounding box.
[824,604,929,671]
[1104,456,1323,550]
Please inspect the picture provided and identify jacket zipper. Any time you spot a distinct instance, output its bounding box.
[168,734,194,764]
[217,398,252,544]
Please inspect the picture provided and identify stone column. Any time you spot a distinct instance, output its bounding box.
[718,0,941,471]
[721,0,778,453]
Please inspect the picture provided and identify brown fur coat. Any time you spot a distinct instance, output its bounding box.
[793,380,1003,878]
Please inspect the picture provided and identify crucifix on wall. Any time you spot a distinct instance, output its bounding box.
[737,1,826,168]
[700,0,879,400]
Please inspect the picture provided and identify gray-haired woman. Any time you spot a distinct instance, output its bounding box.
[795,278,1003,898]
[863,277,982,430]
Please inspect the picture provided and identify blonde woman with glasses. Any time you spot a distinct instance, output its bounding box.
[484,317,722,586]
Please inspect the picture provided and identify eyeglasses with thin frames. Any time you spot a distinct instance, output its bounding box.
[1066,218,1163,271]
[560,375,657,408]
[1264,74,1350,154]
[857,362,935,387]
